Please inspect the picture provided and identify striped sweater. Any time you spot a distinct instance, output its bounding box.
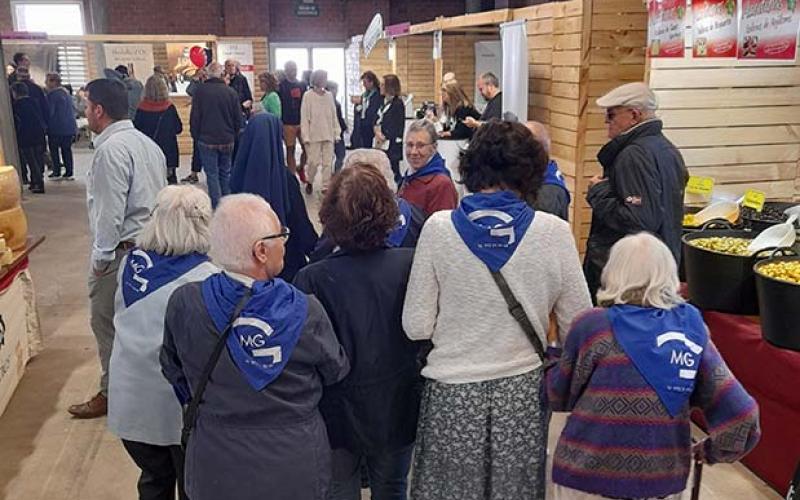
[546,308,760,499]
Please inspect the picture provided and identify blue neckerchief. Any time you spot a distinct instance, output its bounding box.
[608,303,709,418]
[451,191,535,272]
[201,273,308,391]
[386,197,413,248]
[121,249,208,308]
[543,160,571,203]
[402,152,450,185]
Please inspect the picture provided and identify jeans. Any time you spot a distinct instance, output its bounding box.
[328,445,413,500]
[197,142,233,208]
[334,139,346,173]
[19,145,45,188]
[48,135,74,177]
[122,440,187,500]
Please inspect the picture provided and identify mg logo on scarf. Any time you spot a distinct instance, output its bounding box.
[657,331,704,380]
[233,317,282,363]
[129,249,154,292]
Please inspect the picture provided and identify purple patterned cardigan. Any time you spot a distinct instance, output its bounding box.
[546,308,761,499]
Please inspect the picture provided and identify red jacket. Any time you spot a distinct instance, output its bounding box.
[399,174,458,216]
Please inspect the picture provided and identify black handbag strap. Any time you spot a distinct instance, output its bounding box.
[490,270,547,363]
[181,289,252,447]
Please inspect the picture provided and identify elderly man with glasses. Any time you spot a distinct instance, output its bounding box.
[160,193,349,500]
[584,82,688,303]
[398,119,459,217]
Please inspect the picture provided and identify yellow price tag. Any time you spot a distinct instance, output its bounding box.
[686,176,715,195]
[742,189,766,212]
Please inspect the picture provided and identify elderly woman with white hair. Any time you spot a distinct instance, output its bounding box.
[309,149,426,262]
[300,69,341,194]
[108,185,218,500]
[160,193,349,500]
[547,232,760,500]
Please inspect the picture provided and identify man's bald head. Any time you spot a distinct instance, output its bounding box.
[209,194,283,277]
[526,121,551,155]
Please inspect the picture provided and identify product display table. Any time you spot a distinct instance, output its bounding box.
[0,236,44,417]
[701,311,800,496]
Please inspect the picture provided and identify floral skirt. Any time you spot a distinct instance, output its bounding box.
[410,369,548,500]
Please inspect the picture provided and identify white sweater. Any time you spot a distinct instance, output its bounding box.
[402,210,592,384]
[300,89,341,144]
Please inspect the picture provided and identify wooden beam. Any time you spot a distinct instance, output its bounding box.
[409,9,512,35]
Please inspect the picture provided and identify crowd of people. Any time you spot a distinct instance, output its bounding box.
[29,49,764,500]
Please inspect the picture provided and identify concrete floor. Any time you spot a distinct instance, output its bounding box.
[0,150,782,500]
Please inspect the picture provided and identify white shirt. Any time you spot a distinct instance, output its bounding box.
[86,120,166,266]
[402,210,592,384]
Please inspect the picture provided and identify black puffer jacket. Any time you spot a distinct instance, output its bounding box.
[583,119,688,297]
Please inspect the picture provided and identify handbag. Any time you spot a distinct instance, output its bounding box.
[490,270,549,365]
[181,289,252,450]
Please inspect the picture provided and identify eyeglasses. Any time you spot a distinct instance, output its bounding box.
[405,142,433,151]
[258,226,291,241]
[605,107,633,122]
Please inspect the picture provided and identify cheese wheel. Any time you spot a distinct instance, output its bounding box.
[0,249,12,266]
[0,206,28,251]
[0,166,21,212]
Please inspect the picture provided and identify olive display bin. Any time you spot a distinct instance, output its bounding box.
[754,256,800,351]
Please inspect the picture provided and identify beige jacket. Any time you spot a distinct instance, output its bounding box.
[300,89,341,144]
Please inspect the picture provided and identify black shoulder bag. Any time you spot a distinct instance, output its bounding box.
[181,289,252,450]
[490,271,550,366]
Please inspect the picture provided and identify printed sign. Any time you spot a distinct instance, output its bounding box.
[648,0,687,58]
[738,0,800,60]
[295,0,319,17]
[217,41,255,98]
[103,43,154,83]
[742,189,767,211]
[693,0,739,57]
[686,176,716,195]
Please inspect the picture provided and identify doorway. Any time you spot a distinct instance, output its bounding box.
[272,44,347,107]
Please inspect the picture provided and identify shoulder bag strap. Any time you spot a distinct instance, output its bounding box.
[490,270,547,363]
[181,288,252,448]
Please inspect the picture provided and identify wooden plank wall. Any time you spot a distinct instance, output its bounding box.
[441,33,498,96]
[649,43,800,204]
[395,35,436,106]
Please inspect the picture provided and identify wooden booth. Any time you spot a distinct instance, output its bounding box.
[355,0,800,254]
[2,34,270,158]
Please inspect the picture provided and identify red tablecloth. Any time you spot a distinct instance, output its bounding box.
[703,311,800,496]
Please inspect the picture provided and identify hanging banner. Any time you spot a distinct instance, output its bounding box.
[363,14,384,57]
[166,42,209,95]
[738,0,800,60]
[692,0,739,57]
[102,44,154,82]
[217,40,255,97]
[648,0,687,57]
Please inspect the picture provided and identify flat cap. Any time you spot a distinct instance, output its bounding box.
[596,82,658,111]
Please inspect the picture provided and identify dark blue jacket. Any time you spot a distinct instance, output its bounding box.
[13,96,46,148]
[294,248,425,453]
[46,87,78,136]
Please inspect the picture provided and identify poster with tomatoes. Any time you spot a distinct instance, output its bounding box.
[738,0,800,60]
[648,0,687,57]
[693,0,739,57]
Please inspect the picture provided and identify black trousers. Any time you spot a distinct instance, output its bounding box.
[191,140,202,173]
[48,135,74,177]
[19,145,45,188]
[122,440,187,500]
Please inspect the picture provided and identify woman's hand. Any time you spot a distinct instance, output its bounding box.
[351,96,363,105]
[439,131,451,138]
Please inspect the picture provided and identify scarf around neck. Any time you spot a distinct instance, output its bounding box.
[543,160,571,203]
[201,272,308,391]
[386,197,414,248]
[451,190,535,272]
[608,303,709,417]
[403,152,450,185]
[121,249,208,308]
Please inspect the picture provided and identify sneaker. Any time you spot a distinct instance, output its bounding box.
[62,175,75,181]
[52,175,65,182]
[305,182,313,195]
[181,173,199,184]
[48,172,61,179]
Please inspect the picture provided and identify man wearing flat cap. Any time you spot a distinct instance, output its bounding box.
[584,82,688,302]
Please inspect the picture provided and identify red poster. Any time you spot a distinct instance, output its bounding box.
[648,0,688,57]
[693,0,739,57]
[738,0,800,60]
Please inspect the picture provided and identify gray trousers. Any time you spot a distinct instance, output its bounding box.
[88,249,124,395]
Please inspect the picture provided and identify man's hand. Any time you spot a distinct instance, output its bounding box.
[439,131,452,138]
[588,175,607,188]
[242,100,253,110]
[464,116,480,129]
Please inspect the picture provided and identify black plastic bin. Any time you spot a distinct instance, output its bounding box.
[754,256,800,351]
[682,229,764,315]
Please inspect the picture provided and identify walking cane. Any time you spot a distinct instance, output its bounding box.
[691,452,704,500]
